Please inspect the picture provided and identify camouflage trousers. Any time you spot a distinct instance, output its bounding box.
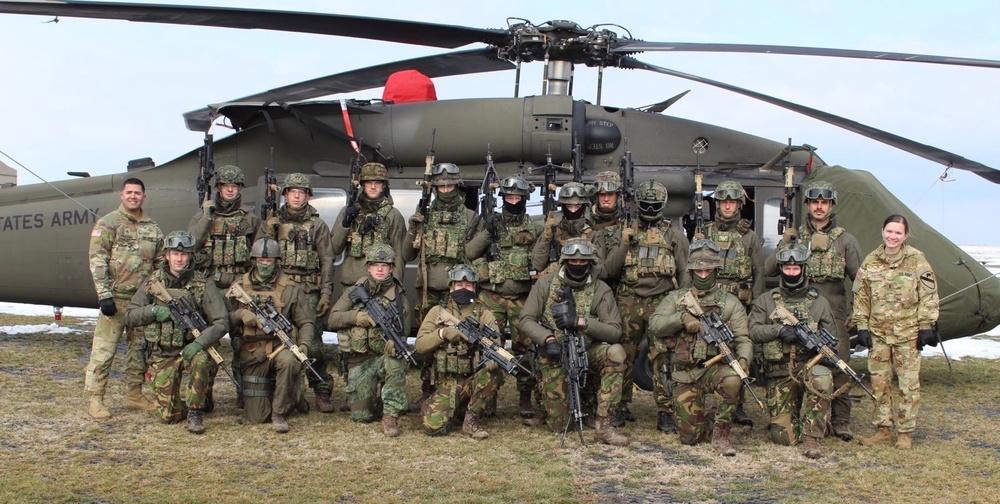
[868,336,921,433]
[536,343,625,432]
[84,298,146,394]
[147,351,215,424]
[820,287,853,425]
[765,365,833,444]
[240,339,302,424]
[345,353,409,422]
[415,289,447,395]
[673,362,742,445]
[652,352,674,413]
[303,290,333,394]
[481,290,533,391]
[422,367,502,435]
[617,291,666,406]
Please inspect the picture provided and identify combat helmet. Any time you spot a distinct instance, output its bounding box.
[592,171,622,194]
[215,165,245,187]
[250,237,280,259]
[803,180,837,204]
[714,181,745,204]
[557,182,591,205]
[360,162,389,182]
[281,173,312,195]
[687,239,723,270]
[635,180,667,220]
[559,237,598,263]
[499,175,532,199]
[775,241,810,290]
[365,243,396,264]
[431,162,462,187]
[447,263,479,283]
[164,230,196,253]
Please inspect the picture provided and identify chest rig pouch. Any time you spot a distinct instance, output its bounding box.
[475,218,536,285]
[207,210,251,273]
[142,272,206,352]
[544,274,596,347]
[269,216,320,273]
[341,282,403,356]
[671,289,727,364]
[803,226,846,282]
[763,289,818,363]
[347,204,391,258]
[624,223,676,282]
[425,208,468,263]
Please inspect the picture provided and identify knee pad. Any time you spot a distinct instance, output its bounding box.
[719,375,741,401]
[607,343,627,364]
[810,365,834,394]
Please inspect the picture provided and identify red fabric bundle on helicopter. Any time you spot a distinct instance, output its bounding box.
[382,70,438,103]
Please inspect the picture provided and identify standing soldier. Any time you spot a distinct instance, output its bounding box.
[326,244,412,437]
[187,164,260,409]
[125,231,229,434]
[225,237,314,433]
[519,238,629,446]
[604,180,690,432]
[648,239,753,456]
[766,180,862,441]
[415,264,504,440]
[403,162,476,409]
[466,175,540,417]
[332,162,406,286]
[749,242,836,459]
[261,173,335,413]
[85,177,163,419]
[532,182,597,277]
[590,171,624,259]
[701,180,764,427]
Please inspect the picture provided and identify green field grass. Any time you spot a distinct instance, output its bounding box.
[2,315,999,503]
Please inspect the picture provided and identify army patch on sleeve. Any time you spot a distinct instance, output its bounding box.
[919,271,937,291]
[91,227,102,237]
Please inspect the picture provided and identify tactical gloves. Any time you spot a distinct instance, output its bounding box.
[408,213,424,231]
[782,228,798,244]
[681,313,701,334]
[442,327,465,342]
[317,294,332,318]
[856,330,872,349]
[545,338,562,359]
[918,329,938,348]
[355,311,376,328]
[99,298,117,317]
[152,305,172,322]
[484,360,499,373]
[298,344,309,356]
[342,205,360,228]
[551,301,576,330]
[483,214,501,235]
[542,216,558,240]
[181,342,203,364]
[239,309,258,327]
[202,199,216,217]
[779,326,798,344]
[383,340,397,358]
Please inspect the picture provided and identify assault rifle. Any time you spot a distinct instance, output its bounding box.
[618,139,635,229]
[225,283,326,383]
[436,310,531,376]
[261,147,278,221]
[343,150,363,227]
[571,132,584,183]
[416,129,437,309]
[528,146,573,265]
[778,138,795,236]
[681,290,765,410]
[770,304,875,400]
[348,283,417,366]
[553,284,588,446]
[196,132,215,205]
[145,281,237,387]
[465,145,500,254]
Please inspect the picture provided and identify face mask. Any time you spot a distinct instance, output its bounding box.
[781,270,806,291]
[503,198,526,215]
[436,187,462,204]
[563,206,585,220]
[565,262,591,279]
[256,261,277,281]
[692,271,717,291]
[450,288,476,305]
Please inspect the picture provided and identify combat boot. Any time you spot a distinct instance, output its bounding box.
[382,414,401,437]
[87,394,111,420]
[271,411,290,434]
[203,389,215,414]
[832,420,854,442]
[518,390,535,418]
[860,426,893,447]
[125,385,156,412]
[187,408,205,434]
[657,411,677,433]
[462,412,489,440]
[733,403,754,427]
[895,432,912,450]
[522,411,547,427]
[621,405,637,423]
[711,423,737,456]
[594,416,630,447]
[612,408,626,428]
[802,436,822,459]
[315,392,334,413]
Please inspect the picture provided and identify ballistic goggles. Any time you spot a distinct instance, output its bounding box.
[594,180,622,193]
[804,187,836,201]
[559,184,590,199]
[689,239,721,254]
[561,241,596,257]
[500,176,531,192]
[432,163,461,176]
[447,265,479,283]
[714,187,744,201]
[775,246,810,263]
[637,200,664,214]
[164,233,195,250]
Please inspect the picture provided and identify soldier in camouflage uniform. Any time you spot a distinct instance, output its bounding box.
[333,162,406,286]
[326,243,412,437]
[188,164,260,410]
[466,175,540,417]
[701,180,764,427]
[854,214,939,450]
[590,171,624,261]
[415,264,503,440]
[224,237,313,433]
[531,182,601,278]
[604,180,690,432]
[648,239,753,456]
[749,242,836,459]
[260,173,335,412]
[125,231,228,433]
[85,177,163,419]
[519,238,629,446]
[404,163,477,409]
[765,180,862,441]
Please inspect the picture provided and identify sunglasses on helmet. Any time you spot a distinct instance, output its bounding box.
[500,176,530,191]
[594,180,622,193]
[559,185,589,199]
[775,246,810,263]
[562,241,596,256]
[431,163,461,176]
[714,187,744,201]
[689,239,721,253]
[165,234,195,249]
[804,188,836,201]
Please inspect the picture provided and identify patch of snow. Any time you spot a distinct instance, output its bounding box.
[0,323,79,335]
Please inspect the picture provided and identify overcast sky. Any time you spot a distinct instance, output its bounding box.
[1,0,998,244]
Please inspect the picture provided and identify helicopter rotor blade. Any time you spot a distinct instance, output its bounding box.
[0,0,509,48]
[614,42,1000,69]
[621,57,1000,184]
[182,49,514,131]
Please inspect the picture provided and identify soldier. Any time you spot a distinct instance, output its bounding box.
[749,241,836,458]
[225,237,314,433]
[466,175,540,417]
[403,162,476,408]
[604,180,690,431]
[332,162,406,286]
[415,264,504,440]
[85,177,163,420]
[326,243,412,437]
[854,214,939,450]
[590,171,624,256]
[260,173,335,413]
[648,239,753,456]
[765,180,862,441]
[531,182,598,278]
[701,180,764,427]
[519,238,629,446]
[125,231,228,433]
[188,164,260,409]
